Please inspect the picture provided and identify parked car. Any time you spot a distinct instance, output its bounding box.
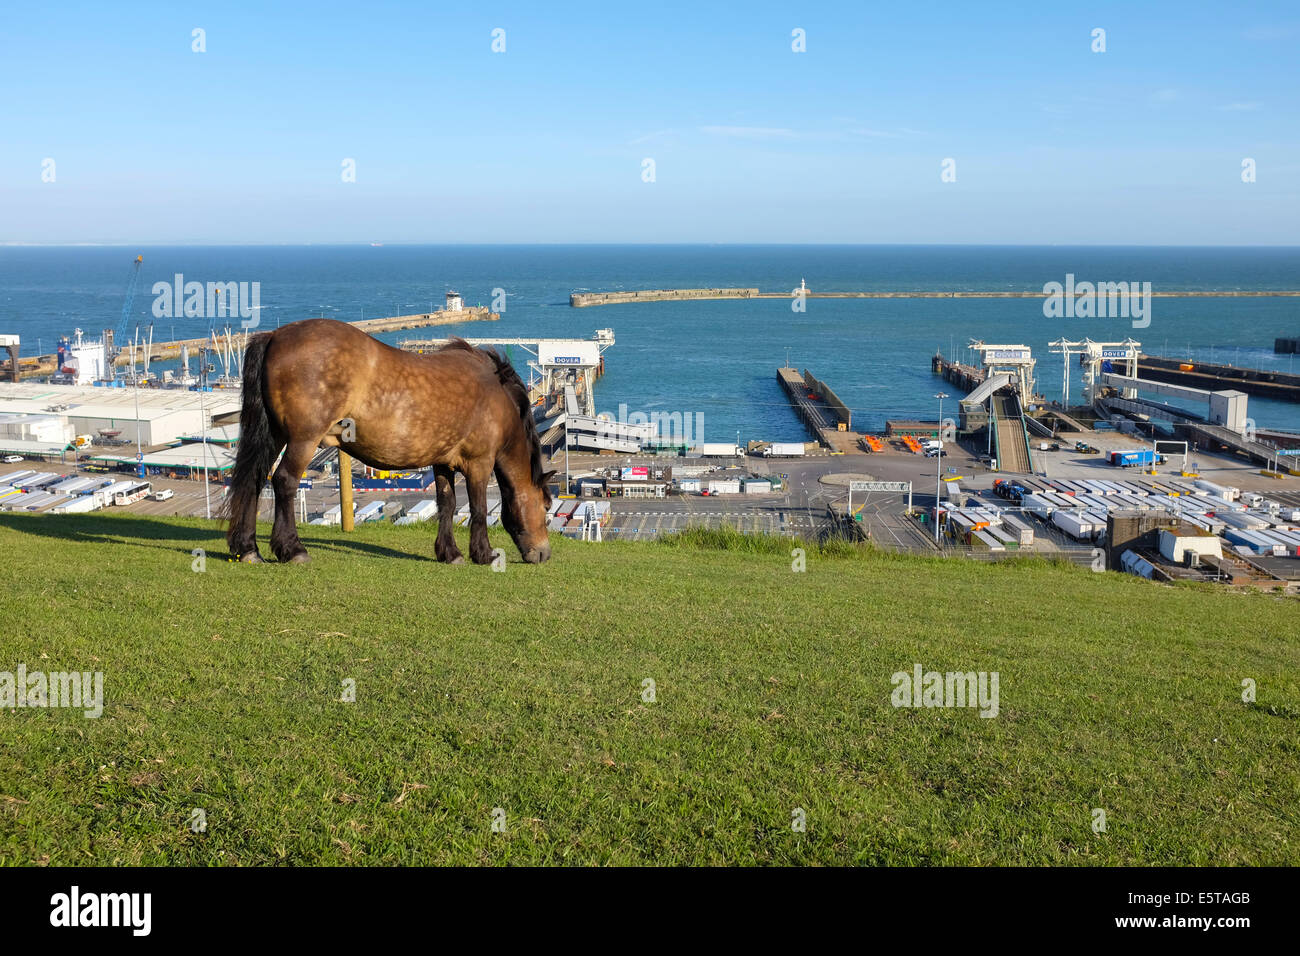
[2,455,23,464]
[150,489,174,501]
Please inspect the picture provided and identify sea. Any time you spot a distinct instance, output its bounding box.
[2,244,1298,440]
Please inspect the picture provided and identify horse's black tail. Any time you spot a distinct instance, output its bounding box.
[224,332,278,553]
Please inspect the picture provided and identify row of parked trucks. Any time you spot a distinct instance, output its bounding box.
[320,494,616,539]
[0,469,160,513]
[991,473,1300,557]
[940,506,1036,551]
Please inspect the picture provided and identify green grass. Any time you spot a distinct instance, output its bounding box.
[0,512,1296,866]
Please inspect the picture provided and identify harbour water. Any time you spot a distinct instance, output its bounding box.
[2,244,1298,439]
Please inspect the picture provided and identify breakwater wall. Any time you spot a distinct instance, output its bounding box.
[572,288,1300,307]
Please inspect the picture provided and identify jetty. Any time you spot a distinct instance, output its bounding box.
[776,367,857,450]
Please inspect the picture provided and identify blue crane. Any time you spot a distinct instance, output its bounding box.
[111,255,144,355]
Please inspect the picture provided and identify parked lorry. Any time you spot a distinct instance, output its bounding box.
[1108,449,1163,468]
[696,443,743,457]
[1193,478,1240,502]
[763,442,805,458]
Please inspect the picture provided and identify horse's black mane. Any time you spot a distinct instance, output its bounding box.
[440,338,547,488]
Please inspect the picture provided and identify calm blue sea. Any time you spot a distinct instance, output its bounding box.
[1,245,1298,438]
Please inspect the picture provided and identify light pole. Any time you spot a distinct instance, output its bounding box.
[199,348,211,519]
[934,392,948,545]
[132,328,143,475]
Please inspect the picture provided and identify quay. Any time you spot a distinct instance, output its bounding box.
[1137,354,1300,404]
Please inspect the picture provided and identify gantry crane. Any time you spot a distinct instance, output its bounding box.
[109,255,144,358]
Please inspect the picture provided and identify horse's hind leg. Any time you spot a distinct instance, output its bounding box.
[270,440,317,563]
[433,465,463,564]
[463,460,495,565]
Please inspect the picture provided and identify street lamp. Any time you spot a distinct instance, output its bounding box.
[934,392,948,545]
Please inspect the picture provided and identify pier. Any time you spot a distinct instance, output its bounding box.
[931,352,986,392]
[6,307,499,380]
[776,367,856,450]
[573,288,1300,307]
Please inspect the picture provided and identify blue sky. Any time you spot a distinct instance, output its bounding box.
[1,1,1297,243]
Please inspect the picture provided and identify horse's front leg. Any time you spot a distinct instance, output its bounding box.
[463,461,495,565]
[433,465,463,564]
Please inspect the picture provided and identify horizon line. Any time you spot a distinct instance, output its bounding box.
[4,241,1300,249]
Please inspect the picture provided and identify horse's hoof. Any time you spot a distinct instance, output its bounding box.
[449,555,465,565]
[239,552,265,564]
[285,552,311,564]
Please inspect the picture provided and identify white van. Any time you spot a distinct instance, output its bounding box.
[151,488,174,501]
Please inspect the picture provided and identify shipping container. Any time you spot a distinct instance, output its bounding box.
[1000,513,1035,546]
[49,495,102,514]
[707,479,741,495]
[394,499,437,525]
[23,493,67,511]
[742,479,771,494]
[1021,493,1055,517]
[1051,510,1095,540]
[1223,528,1283,555]
[1254,530,1300,555]
[970,529,1006,551]
[1217,511,1270,531]
[18,472,60,491]
[986,524,1019,549]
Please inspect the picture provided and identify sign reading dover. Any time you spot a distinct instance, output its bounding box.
[850,481,910,493]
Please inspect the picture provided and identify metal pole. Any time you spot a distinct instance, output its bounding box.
[934,392,947,545]
[564,418,570,495]
[132,329,142,471]
[200,350,210,519]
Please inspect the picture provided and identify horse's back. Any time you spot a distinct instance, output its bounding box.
[260,319,511,467]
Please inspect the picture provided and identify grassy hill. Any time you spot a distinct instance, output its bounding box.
[0,513,1296,866]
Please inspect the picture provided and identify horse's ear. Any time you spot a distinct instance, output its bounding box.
[540,470,557,487]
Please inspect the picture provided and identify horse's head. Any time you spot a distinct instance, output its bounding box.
[500,467,555,563]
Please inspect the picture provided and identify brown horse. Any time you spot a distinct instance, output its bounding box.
[223,319,554,565]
